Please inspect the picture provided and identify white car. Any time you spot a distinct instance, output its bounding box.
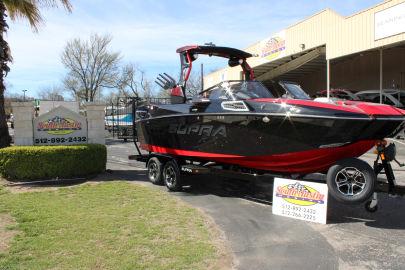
[354,89,405,108]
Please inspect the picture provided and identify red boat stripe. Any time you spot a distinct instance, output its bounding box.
[141,140,376,174]
[141,144,244,158]
[251,98,364,113]
[251,98,405,116]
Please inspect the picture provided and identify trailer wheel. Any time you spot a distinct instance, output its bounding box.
[327,158,375,205]
[147,157,163,185]
[163,160,182,192]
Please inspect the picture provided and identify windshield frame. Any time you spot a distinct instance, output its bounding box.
[278,81,311,100]
[198,80,274,101]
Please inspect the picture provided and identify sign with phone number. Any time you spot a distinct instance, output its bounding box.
[33,106,88,146]
[35,136,87,145]
[272,178,328,224]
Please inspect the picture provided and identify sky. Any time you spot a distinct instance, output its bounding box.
[6,0,382,98]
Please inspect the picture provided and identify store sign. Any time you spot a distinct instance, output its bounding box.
[260,30,286,61]
[375,2,405,40]
[272,178,328,224]
[33,106,88,145]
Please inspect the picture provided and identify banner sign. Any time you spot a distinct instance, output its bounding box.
[375,2,405,40]
[272,178,328,224]
[33,106,88,145]
[259,30,286,62]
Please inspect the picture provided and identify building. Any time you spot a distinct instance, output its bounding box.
[204,0,405,98]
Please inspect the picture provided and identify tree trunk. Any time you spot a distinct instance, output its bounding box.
[0,2,11,148]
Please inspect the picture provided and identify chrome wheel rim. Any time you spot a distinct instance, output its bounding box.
[335,167,366,196]
[148,162,158,181]
[164,166,176,187]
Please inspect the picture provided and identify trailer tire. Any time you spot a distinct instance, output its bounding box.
[147,157,163,185]
[327,158,375,205]
[163,160,182,192]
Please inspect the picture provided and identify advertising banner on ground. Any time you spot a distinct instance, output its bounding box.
[375,2,405,40]
[272,178,328,224]
[33,106,88,145]
[259,30,286,62]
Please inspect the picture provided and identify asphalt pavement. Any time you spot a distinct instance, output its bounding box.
[106,139,405,270]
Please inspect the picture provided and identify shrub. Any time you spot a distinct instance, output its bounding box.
[0,144,106,181]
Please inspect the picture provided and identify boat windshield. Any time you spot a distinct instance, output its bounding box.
[201,81,273,100]
[279,81,311,100]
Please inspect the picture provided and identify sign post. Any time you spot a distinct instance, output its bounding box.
[272,178,328,224]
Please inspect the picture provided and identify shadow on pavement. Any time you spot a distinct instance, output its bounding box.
[327,194,405,229]
[180,174,405,229]
[96,169,148,182]
[105,138,134,146]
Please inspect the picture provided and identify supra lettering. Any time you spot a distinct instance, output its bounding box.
[168,124,227,137]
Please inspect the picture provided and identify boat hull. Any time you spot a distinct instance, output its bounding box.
[136,113,402,174]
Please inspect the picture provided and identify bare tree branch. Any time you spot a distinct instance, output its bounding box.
[61,33,121,102]
[38,85,64,101]
[115,63,154,98]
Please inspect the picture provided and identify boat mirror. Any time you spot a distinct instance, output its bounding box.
[228,58,241,67]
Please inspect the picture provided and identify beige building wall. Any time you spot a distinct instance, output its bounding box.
[204,0,405,89]
[329,0,405,59]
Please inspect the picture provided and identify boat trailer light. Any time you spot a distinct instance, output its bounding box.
[374,141,396,162]
[375,139,388,146]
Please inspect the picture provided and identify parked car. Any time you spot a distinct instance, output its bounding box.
[316,89,360,101]
[354,89,405,108]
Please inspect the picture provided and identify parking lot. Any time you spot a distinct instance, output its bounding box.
[106,138,405,270]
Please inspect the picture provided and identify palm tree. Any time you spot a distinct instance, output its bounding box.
[0,0,72,147]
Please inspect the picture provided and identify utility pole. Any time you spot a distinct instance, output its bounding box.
[22,89,28,101]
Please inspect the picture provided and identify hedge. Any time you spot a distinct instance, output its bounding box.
[0,144,106,181]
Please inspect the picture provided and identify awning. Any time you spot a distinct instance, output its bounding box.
[253,46,326,82]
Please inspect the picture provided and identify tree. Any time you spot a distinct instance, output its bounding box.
[0,0,72,148]
[61,34,121,103]
[38,85,64,101]
[116,63,153,98]
[185,71,203,97]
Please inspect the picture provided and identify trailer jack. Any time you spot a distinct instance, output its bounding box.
[366,141,405,212]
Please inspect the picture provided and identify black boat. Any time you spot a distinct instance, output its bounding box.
[135,45,405,205]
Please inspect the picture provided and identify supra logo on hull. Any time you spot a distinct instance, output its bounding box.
[168,124,227,137]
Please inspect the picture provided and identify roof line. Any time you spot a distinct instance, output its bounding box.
[286,8,343,30]
[242,9,341,52]
[345,0,396,19]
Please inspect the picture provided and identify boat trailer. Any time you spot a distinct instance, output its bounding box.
[130,141,405,213]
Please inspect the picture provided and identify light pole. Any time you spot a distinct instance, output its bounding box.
[22,89,28,101]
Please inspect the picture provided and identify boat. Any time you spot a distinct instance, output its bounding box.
[135,44,405,205]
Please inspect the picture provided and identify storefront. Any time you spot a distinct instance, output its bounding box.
[204,0,405,100]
